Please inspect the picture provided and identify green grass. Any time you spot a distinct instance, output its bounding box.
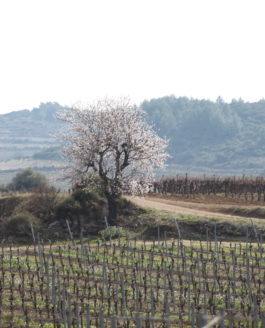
[223,206,265,219]
[0,238,265,326]
[132,206,265,241]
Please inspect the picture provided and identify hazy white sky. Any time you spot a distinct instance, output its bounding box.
[0,0,265,113]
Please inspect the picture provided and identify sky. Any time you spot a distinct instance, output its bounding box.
[0,0,265,113]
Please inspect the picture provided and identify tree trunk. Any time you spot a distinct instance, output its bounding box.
[106,195,118,226]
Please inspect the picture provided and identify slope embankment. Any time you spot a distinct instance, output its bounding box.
[126,195,265,241]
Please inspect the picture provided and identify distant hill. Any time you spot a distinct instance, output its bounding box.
[141,96,265,175]
[0,102,63,139]
[1,97,265,181]
[0,102,63,161]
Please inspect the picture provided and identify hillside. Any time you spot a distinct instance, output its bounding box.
[1,97,265,184]
[0,102,65,187]
[0,102,63,161]
[142,96,265,175]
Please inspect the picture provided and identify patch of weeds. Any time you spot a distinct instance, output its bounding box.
[224,206,265,219]
[99,226,129,241]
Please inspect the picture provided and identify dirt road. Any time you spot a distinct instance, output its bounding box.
[126,195,264,221]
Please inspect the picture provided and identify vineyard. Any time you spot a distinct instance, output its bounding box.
[153,176,265,201]
[1,231,265,327]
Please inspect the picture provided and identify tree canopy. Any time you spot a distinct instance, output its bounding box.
[7,168,49,191]
[58,98,168,224]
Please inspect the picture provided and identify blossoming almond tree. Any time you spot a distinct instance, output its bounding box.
[58,98,168,225]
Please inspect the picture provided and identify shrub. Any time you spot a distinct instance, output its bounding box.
[14,187,59,222]
[55,197,82,220]
[55,189,107,233]
[72,189,102,203]
[99,226,128,240]
[3,212,40,238]
[7,168,48,192]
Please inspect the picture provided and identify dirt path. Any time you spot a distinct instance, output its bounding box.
[127,196,264,222]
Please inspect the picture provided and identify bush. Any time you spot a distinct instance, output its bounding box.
[55,189,107,233]
[14,187,59,222]
[3,212,40,238]
[99,226,128,240]
[55,197,82,220]
[7,168,48,192]
[72,189,102,203]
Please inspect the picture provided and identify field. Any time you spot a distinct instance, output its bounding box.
[2,175,265,327]
[1,234,265,327]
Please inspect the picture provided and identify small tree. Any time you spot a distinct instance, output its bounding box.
[58,98,168,225]
[7,168,48,192]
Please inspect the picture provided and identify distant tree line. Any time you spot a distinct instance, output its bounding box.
[2,97,265,173]
[141,96,265,171]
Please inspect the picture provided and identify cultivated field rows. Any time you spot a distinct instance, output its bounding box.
[1,236,265,327]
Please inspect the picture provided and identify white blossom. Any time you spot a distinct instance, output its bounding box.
[58,97,169,198]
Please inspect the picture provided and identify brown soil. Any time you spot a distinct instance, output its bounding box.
[126,194,265,222]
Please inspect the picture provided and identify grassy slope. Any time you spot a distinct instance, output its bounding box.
[124,204,265,242]
[0,193,264,244]
[221,206,265,219]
